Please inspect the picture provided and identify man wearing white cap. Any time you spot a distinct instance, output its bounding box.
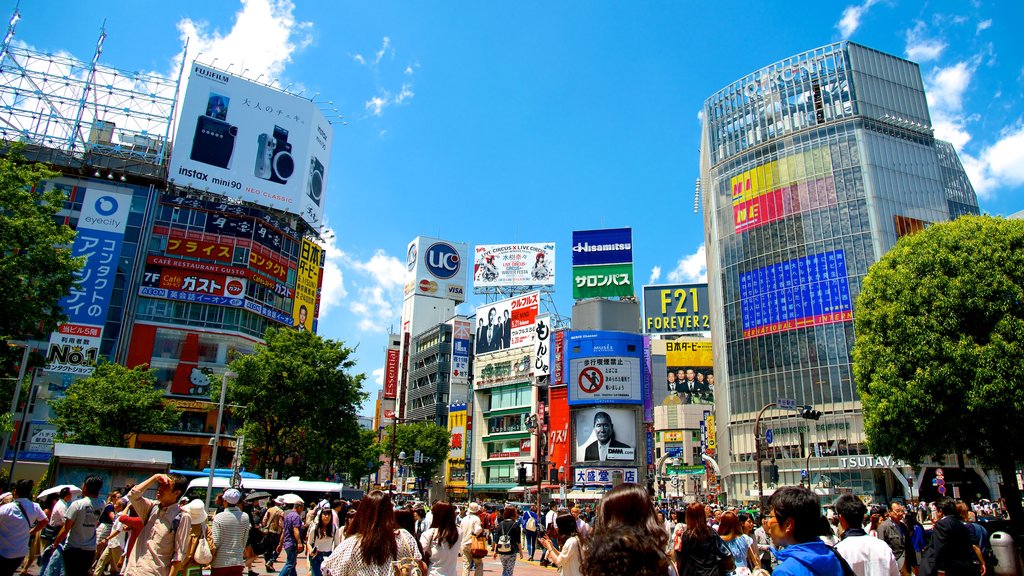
[211,489,250,576]
[459,502,485,576]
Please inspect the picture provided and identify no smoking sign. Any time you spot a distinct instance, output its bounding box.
[579,366,604,393]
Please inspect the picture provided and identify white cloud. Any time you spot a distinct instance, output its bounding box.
[371,367,385,387]
[666,245,708,284]
[352,54,365,65]
[904,21,947,62]
[927,61,973,111]
[364,84,415,117]
[175,0,312,85]
[374,37,392,65]
[836,0,879,39]
[976,19,992,34]
[353,37,416,118]
[649,266,662,284]
[315,226,348,318]
[960,123,1024,199]
[365,95,387,116]
[404,66,415,75]
[342,249,406,334]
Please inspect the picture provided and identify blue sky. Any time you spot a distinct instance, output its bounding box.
[13,0,1023,416]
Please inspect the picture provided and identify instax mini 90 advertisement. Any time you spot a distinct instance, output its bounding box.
[169,64,332,228]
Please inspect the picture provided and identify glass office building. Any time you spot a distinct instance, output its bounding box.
[701,42,983,502]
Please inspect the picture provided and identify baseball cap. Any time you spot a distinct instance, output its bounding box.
[223,489,242,505]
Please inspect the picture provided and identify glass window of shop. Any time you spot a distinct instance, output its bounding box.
[489,385,531,411]
[488,413,526,434]
[487,465,515,484]
[487,439,523,459]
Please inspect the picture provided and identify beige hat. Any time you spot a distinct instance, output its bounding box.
[184,499,208,525]
[468,502,481,514]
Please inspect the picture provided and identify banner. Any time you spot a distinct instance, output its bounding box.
[473,291,540,355]
[383,348,400,399]
[473,243,555,288]
[166,237,233,262]
[45,189,132,374]
[573,467,638,487]
[533,313,552,377]
[405,236,469,302]
[168,63,333,228]
[643,283,710,333]
[451,320,470,387]
[572,263,635,299]
[571,228,633,266]
[292,238,323,332]
[147,255,292,299]
[656,338,715,407]
[574,407,636,463]
[730,145,836,233]
[548,386,570,475]
[142,265,247,298]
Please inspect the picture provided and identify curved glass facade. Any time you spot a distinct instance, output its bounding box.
[701,42,979,502]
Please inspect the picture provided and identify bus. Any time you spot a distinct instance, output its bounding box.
[184,477,364,507]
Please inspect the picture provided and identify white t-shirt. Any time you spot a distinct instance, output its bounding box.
[835,534,899,576]
[458,514,482,548]
[420,527,461,576]
[0,498,46,559]
[49,498,69,527]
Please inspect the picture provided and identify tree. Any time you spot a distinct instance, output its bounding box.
[853,215,1024,538]
[223,327,366,479]
[334,428,383,489]
[383,422,450,495]
[50,361,180,446]
[0,145,80,374]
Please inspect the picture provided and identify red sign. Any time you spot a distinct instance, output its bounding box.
[547,386,570,476]
[383,348,400,399]
[554,330,565,385]
[383,409,396,419]
[143,265,246,297]
[148,255,292,299]
[249,248,290,282]
[578,367,604,393]
[166,237,233,262]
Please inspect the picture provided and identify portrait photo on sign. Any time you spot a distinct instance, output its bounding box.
[574,407,636,462]
[663,365,715,406]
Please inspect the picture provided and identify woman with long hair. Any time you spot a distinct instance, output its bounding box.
[321,491,421,576]
[539,513,583,576]
[491,506,523,576]
[419,502,461,576]
[583,483,673,576]
[307,508,339,576]
[675,502,733,576]
[718,512,757,575]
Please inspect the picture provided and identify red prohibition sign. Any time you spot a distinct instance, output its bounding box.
[579,366,604,394]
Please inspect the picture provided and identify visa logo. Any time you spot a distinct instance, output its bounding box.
[448,286,464,295]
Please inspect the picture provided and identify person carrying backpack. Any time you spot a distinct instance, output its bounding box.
[521,505,540,561]
[491,506,522,576]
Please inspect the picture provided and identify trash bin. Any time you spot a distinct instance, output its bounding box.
[991,531,1020,576]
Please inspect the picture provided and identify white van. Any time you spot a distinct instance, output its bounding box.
[184,477,364,507]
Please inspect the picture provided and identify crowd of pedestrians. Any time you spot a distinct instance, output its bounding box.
[2,479,1019,576]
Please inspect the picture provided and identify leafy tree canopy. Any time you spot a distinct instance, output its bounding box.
[50,361,180,446]
[223,327,366,479]
[0,145,80,374]
[853,215,1024,532]
[383,421,450,490]
[334,427,383,489]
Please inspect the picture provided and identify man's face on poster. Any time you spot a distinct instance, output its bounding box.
[488,307,497,325]
[594,413,613,443]
[667,372,676,383]
[676,369,685,381]
[686,368,696,381]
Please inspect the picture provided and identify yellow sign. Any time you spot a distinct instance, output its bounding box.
[665,338,712,367]
[292,238,323,331]
[662,431,685,443]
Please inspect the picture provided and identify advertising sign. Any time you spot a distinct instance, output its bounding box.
[383,348,400,399]
[45,189,132,374]
[572,263,635,299]
[533,313,552,377]
[656,338,715,407]
[739,249,852,338]
[166,237,233,262]
[448,405,466,460]
[147,255,292,299]
[571,228,633,266]
[159,193,300,240]
[473,291,540,355]
[574,407,636,463]
[473,243,555,288]
[168,63,333,228]
[730,146,836,233]
[553,329,565,386]
[451,319,471,386]
[569,357,642,405]
[405,236,469,302]
[573,467,638,487]
[293,238,323,332]
[643,283,711,334]
[142,265,248,298]
[548,386,570,474]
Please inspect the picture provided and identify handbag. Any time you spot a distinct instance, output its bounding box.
[392,530,427,576]
[715,535,736,575]
[40,523,61,541]
[194,526,214,565]
[470,533,490,559]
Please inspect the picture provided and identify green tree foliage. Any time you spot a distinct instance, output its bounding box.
[224,327,366,479]
[383,421,450,492]
[50,361,180,446]
[335,428,384,489]
[0,146,80,374]
[853,215,1024,535]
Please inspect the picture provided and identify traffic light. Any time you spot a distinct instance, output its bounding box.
[768,464,780,484]
[517,465,527,484]
[800,405,822,420]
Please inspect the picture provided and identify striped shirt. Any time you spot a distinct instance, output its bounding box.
[211,507,251,568]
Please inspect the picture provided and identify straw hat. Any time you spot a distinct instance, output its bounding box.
[183,499,208,525]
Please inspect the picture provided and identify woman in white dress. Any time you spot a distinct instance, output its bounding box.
[539,513,584,576]
[418,502,461,576]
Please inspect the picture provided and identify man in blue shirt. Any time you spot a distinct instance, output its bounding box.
[767,486,845,576]
[276,502,304,576]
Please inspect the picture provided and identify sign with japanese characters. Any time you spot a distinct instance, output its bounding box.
[45,188,133,374]
[147,255,292,299]
[473,291,540,355]
[166,237,233,262]
[292,238,323,332]
[572,263,635,299]
[473,243,555,288]
[450,319,471,387]
[142,265,248,299]
[168,63,333,228]
[573,467,638,487]
[533,314,552,377]
[569,357,642,405]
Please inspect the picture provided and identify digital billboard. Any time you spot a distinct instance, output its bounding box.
[564,331,645,406]
[652,338,715,407]
[574,407,636,463]
[642,283,711,334]
[473,243,555,288]
[730,146,836,233]
[739,249,852,338]
[548,386,570,475]
[473,291,540,355]
[405,236,469,303]
[293,238,323,332]
[168,63,333,228]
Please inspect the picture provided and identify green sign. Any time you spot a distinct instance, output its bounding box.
[572,263,635,299]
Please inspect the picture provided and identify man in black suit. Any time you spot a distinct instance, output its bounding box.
[582,412,631,461]
[919,496,979,576]
[477,307,501,354]
[679,368,709,394]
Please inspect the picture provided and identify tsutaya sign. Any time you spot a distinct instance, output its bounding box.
[838,455,907,469]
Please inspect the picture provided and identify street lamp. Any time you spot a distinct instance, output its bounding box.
[206,371,237,511]
[525,414,543,517]
[387,417,433,496]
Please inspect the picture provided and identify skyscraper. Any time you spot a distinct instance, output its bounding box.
[701,42,984,502]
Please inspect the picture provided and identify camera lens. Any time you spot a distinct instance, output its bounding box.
[274,152,294,180]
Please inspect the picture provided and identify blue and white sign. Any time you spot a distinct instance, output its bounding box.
[564,331,644,406]
[573,467,638,487]
[138,287,245,307]
[571,228,633,266]
[405,236,468,303]
[765,429,774,445]
[425,242,461,279]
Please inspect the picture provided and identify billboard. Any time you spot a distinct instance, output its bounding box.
[574,407,636,463]
[533,313,552,377]
[573,467,639,487]
[45,189,133,374]
[473,243,555,288]
[451,319,471,387]
[654,338,715,407]
[739,249,852,339]
[571,228,633,266]
[730,145,836,233]
[166,237,233,262]
[642,283,711,334]
[405,236,469,303]
[293,238,323,332]
[168,63,333,228]
[383,348,400,399]
[473,291,540,355]
[147,255,292,299]
[563,331,645,406]
[572,263,635,299]
[548,386,570,474]
[140,264,247,305]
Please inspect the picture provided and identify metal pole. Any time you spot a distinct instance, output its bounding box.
[806,445,812,489]
[206,371,235,511]
[2,344,31,475]
[754,402,777,512]
[389,417,398,496]
[8,383,36,481]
